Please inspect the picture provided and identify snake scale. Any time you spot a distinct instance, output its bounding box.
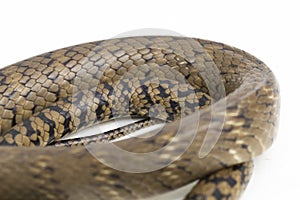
[0,36,280,200]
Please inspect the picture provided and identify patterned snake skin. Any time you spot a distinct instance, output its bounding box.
[0,36,280,200]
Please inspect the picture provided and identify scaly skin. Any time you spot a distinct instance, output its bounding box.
[0,36,280,199]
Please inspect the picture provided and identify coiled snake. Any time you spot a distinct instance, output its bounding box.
[0,36,280,200]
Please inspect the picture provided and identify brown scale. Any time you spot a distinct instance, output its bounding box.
[0,36,279,200]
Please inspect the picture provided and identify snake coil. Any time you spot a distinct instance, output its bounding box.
[0,36,279,200]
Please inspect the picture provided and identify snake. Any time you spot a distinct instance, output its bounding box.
[0,36,280,200]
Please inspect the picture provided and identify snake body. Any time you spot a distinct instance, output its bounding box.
[0,36,279,200]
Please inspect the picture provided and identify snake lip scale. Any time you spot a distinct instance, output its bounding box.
[0,36,280,200]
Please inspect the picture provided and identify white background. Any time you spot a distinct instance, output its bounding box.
[0,1,298,199]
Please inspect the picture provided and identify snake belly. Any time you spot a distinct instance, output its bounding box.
[0,36,280,199]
